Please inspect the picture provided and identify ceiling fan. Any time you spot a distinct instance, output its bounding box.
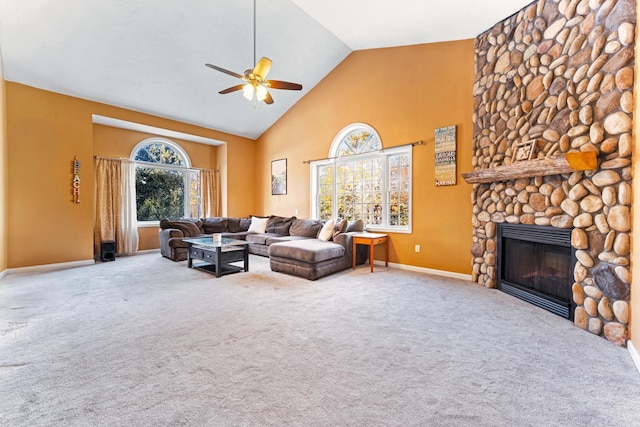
[205,0,302,105]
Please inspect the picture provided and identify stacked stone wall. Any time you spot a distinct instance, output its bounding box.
[471,0,635,345]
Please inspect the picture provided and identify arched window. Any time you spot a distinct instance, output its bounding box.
[131,138,200,222]
[311,123,412,232]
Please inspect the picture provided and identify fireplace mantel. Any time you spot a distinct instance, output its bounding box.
[461,152,597,184]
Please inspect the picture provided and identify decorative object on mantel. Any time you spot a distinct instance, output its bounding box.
[271,158,287,195]
[71,155,81,203]
[434,125,456,186]
[461,152,597,184]
[511,139,536,162]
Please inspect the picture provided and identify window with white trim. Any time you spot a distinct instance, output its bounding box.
[311,124,412,232]
[131,138,200,222]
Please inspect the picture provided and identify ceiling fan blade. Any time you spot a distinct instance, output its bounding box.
[263,90,274,105]
[267,80,303,91]
[253,57,272,79]
[205,63,243,79]
[219,84,245,94]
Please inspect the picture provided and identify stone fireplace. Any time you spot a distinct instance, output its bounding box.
[466,0,634,345]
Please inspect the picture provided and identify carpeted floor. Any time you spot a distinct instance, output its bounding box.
[0,252,639,426]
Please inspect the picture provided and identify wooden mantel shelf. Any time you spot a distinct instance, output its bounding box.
[461,152,597,184]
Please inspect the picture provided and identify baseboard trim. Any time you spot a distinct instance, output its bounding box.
[0,270,6,280]
[628,340,640,374]
[7,259,95,275]
[373,260,472,282]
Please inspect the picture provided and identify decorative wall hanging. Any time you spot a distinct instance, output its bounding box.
[434,125,457,186]
[72,155,81,203]
[271,158,287,195]
[511,139,536,162]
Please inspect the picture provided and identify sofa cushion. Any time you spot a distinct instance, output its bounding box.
[266,216,296,235]
[346,219,365,232]
[248,216,269,233]
[201,217,228,234]
[246,233,283,245]
[333,218,348,240]
[227,218,241,232]
[289,219,324,237]
[265,235,311,245]
[317,219,335,241]
[238,218,252,232]
[160,219,203,236]
[168,233,209,247]
[269,239,345,263]
[221,231,251,240]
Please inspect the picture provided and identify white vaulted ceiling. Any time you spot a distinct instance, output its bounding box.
[0,0,533,140]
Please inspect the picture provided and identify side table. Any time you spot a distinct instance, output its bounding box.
[352,233,389,272]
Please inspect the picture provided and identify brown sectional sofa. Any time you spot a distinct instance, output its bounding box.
[158,216,367,280]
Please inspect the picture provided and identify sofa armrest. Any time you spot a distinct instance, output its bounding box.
[333,232,367,265]
[159,228,186,260]
[163,228,185,239]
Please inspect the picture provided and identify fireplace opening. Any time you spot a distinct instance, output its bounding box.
[497,224,575,320]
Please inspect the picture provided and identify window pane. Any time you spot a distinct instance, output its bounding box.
[336,129,381,157]
[388,154,410,226]
[135,167,184,221]
[134,143,185,166]
[318,165,334,220]
[189,171,201,218]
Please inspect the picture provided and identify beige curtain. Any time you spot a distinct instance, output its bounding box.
[94,158,139,257]
[200,169,220,218]
[120,160,139,254]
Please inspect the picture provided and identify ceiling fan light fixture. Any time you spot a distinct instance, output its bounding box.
[242,84,254,100]
[205,0,302,105]
[256,84,268,102]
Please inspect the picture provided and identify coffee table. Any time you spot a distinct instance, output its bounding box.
[183,237,250,278]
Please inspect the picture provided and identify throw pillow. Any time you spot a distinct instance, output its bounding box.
[227,217,241,233]
[172,220,202,237]
[346,219,365,233]
[238,217,252,231]
[266,216,296,235]
[248,216,268,234]
[201,217,228,234]
[317,219,336,241]
[289,219,324,237]
[333,218,348,240]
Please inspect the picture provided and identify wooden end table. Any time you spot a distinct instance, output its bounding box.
[352,233,389,272]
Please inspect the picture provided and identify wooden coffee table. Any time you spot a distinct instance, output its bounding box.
[184,237,250,278]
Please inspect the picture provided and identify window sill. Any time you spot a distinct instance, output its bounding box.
[137,221,160,228]
[365,226,412,234]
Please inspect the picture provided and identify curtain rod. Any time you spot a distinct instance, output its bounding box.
[302,140,425,164]
[93,155,219,172]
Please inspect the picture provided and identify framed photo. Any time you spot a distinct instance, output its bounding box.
[271,158,287,195]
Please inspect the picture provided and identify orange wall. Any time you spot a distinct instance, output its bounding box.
[0,73,7,273]
[93,124,218,250]
[5,82,255,268]
[257,40,475,274]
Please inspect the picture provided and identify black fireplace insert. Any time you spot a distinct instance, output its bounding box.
[496,223,576,319]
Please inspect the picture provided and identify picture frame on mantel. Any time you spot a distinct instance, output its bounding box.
[271,158,287,195]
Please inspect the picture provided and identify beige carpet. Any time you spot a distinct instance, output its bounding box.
[1,252,639,426]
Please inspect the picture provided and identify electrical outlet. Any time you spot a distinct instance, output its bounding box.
[415,244,420,252]
[295,208,299,216]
